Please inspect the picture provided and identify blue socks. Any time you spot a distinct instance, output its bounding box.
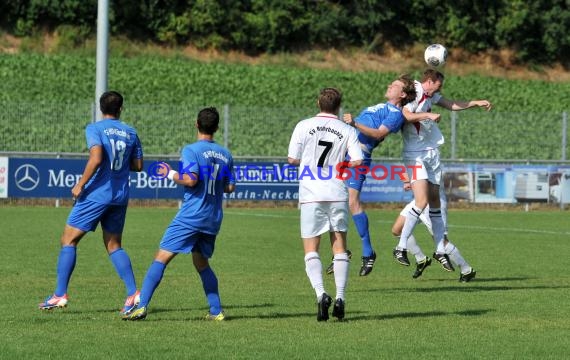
[55,246,76,297]
[139,261,166,308]
[125,259,222,315]
[199,266,222,315]
[109,248,137,296]
[353,212,373,257]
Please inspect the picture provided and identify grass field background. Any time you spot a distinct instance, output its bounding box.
[1,206,569,359]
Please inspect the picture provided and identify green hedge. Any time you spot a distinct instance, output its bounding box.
[1,0,569,64]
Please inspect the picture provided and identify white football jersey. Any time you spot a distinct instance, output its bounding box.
[288,113,363,203]
[402,80,444,152]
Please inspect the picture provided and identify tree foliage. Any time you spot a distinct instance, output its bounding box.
[0,0,568,65]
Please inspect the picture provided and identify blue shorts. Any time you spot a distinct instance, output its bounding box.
[345,160,371,192]
[67,200,127,234]
[159,221,216,257]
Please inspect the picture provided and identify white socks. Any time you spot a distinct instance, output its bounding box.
[305,251,350,301]
[402,235,427,262]
[444,242,472,274]
[397,206,423,249]
[430,208,446,253]
[304,252,325,298]
[333,253,349,301]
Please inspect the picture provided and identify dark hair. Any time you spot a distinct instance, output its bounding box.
[318,87,342,114]
[197,107,219,135]
[398,74,417,106]
[99,91,123,118]
[421,68,445,84]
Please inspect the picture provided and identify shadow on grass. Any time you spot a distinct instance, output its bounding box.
[234,309,368,320]
[135,309,368,322]
[36,306,488,323]
[124,312,319,322]
[81,302,277,315]
[352,275,568,294]
[399,284,569,293]
[349,308,494,321]
[353,284,570,294]
[148,302,275,315]
[465,277,532,282]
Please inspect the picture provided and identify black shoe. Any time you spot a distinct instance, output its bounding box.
[359,251,377,276]
[433,252,455,272]
[412,257,432,279]
[317,293,332,321]
[332,298,345,320]
[326,250,352,275]
[459,269,477,282]
[393,248,410,266]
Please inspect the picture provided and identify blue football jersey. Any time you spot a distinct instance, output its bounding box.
[354,102,404,159]
[82,119,143,205]
[171,140,235,235]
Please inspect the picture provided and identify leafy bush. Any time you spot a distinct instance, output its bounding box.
[0,0,568,64]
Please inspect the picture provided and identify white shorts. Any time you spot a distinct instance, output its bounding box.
[403,149,442,185]
[300,201,349,238]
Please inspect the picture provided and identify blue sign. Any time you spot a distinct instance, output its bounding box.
[6,158,413,202]
[8,158,183,199]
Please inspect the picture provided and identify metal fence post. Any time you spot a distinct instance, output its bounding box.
[451,111,457,160]
[561,111,568,210]
[91,102,97,123]
[223,104,230,208]
[562,111,568,161]
[223,104,229,149]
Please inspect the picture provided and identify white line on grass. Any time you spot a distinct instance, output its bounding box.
[225,211,570,236]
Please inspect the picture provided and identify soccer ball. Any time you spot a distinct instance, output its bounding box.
[424,44,448,67]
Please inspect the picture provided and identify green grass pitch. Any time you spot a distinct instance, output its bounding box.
[1,206,569,359]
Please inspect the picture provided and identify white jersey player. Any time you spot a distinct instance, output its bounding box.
[288,87,363,321]
[393,69,491,281]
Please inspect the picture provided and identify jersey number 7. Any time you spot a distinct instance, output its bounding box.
[317,140,333,167]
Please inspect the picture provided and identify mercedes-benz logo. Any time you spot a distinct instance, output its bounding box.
[14,164,40,191]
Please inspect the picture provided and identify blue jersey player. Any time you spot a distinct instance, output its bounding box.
[123,107,236,321]
[39,91,144,315]
[326,75,417,276]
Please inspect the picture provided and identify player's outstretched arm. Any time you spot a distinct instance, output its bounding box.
[437,97,492,111]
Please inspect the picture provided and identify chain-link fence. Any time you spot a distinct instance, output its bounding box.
[0,102,568,161]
